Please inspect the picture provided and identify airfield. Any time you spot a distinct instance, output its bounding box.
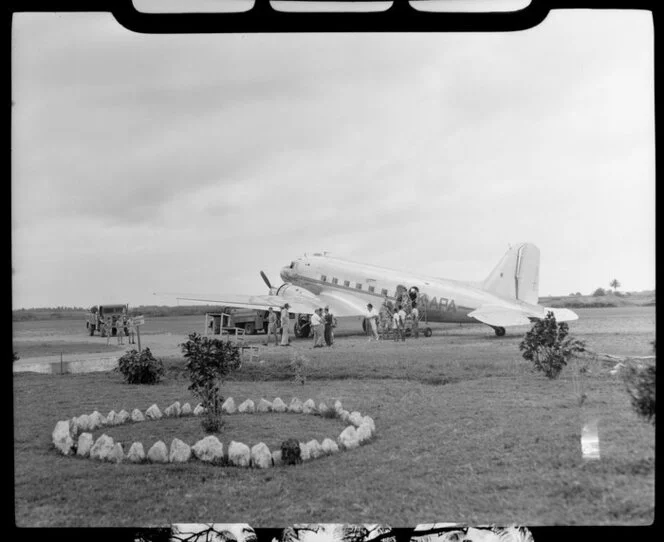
[13,306,655,526]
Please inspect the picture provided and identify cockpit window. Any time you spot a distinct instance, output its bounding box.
[289,261,295,269]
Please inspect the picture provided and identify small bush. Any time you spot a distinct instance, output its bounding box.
[592,287,606,297]
[289,350,308,385]
[118,348,164,384]
[622,363,656,425]
[281,438,302,465]
[519,312,585,379]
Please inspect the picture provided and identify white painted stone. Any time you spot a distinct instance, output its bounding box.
[307,439,324,459]
[127,442,146,463]
[228,441,251,467]
[238,399,255,413]
[131,408,145,422]
[321,438,339,455]
[339,409,350,423]
[361,416,376,434]
[338,426,360,450]
[357,423,373,443]
[181,402,192,416]
[52,420,75,455]
[193,404,206,416]
[145,404,162,420]
[164,401,181,417]
[89,411,104,430]
[299,442,311,461]
[117,409,130,424]
[349,411,363,427]
[76,414,91,433]
[288,397,303,413]
[90,434,115,461]
[272,397,287,412]
[68,417,79,439]
[147,441,169,463]
[106,410,118,425]
[302,399,316,414]
[318,402,330,415]
[169,438,191,463]
[334,400,343,412]
[221,397,236,414]
[271,449,283,467]
[257,398,273,412]
[109,442,124,463]
[251,442,272,468]
[76,433,94,457]
[192,436,224,463]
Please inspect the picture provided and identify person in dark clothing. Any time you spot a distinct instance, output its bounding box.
[323,306,334,346]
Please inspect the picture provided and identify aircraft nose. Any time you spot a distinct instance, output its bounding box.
[280,266,293,282]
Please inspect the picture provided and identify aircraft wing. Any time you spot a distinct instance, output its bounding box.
[172,290,368,318]
[468,304,579,327]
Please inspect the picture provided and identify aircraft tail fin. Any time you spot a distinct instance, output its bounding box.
[481,243,540,305]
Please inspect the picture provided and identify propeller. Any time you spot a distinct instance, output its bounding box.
[260,270,272,290]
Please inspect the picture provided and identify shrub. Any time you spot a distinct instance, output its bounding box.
[622,363,656,425]
[117,348,164,384]
[592,287,606,297]
[289,349,308,385]
[281,438,302,465]
[519,312,586,379]
[180,332,241,433]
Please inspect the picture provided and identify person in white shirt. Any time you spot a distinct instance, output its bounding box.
[366,304,379,340]
[411,303,419,339]
[280,304,291,346]
[311,308,325,347]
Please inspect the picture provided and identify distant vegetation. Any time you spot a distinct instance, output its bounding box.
[540,289,655,309]
[12,305,223,322]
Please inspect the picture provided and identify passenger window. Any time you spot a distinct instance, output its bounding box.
[344,280,350,287]
[332,277,338,285]
[368,286,375,293]
[381,288,388,296]
[321,275,327,282]
[356,283,362,290]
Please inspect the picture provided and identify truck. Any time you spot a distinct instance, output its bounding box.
[86,304,129,337]
[206,307,276,335]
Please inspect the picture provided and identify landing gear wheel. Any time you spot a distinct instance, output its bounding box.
[493,326,506,337]
[424,327,432,337]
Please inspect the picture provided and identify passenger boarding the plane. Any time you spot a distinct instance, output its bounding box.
[411,303,419,339]
[366,304,379,341]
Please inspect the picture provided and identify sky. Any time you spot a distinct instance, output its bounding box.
[11,9,655,309]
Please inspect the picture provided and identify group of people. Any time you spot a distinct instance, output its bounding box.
[264,304,297,347]
[102,314,137,346]
[263,304,338,348]
[310,306,337,348]
[365,297,420,341]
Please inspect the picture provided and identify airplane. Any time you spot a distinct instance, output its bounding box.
[174,242,578,338]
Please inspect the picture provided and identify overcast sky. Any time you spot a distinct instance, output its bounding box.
[11,9,655,309]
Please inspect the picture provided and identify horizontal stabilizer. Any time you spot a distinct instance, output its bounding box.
[467,305,533,327]
[543,307,579,323]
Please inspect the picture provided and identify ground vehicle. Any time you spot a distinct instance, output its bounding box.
[206,307,274,335]
[85,304,128,336]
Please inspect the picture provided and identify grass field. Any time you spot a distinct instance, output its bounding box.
[13,307,655,527]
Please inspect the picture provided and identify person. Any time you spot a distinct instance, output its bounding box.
[393,304,406,342]
[311,308,325,348]
[280,304,291,346]
[323,307,334,346]
[264,307,279,346]
[366,303,379,341]
[105,317,113,346]
[379,300,392,340]
[411,302,420,339]
[128,317,136,344]
[116,316,125,345]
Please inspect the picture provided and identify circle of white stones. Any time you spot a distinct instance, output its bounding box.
[51,397,376,468]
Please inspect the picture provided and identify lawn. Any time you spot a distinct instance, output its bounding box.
[14,328,655,527]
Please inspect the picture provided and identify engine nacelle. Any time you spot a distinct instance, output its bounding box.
[275,283,319,301]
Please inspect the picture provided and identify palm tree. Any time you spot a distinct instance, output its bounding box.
[610,278,621,293]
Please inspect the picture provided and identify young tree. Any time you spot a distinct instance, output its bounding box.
[519,312,586,379]
[180,332,241,433]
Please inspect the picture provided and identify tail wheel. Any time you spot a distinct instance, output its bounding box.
[493,326,506,337]
[424,327,432,337]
